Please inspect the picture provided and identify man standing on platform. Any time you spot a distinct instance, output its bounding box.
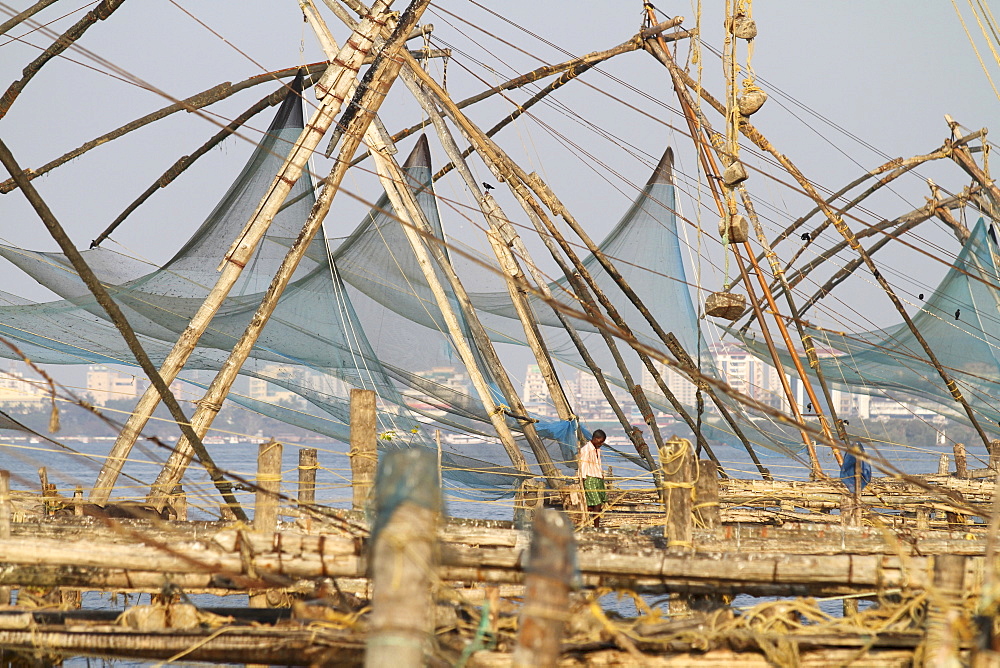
[580,429,607,528]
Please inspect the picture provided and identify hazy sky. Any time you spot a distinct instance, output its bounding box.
[0,1,997,386]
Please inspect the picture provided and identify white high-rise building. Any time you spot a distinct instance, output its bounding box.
[86,366,142,406]
[247,365,307,408]
[0,366,47,408]
[640,361,698,407]
[522,364,549,404]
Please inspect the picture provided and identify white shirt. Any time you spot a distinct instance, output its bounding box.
[579,441,604,478]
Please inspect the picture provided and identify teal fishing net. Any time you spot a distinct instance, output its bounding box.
[733,218,1000,439]
[0,83,807,496]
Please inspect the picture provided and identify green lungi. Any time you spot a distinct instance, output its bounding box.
[583,476,607,506]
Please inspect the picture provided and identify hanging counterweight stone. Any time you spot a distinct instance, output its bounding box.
[737,89,767,116]
[722,161,748,187]
[729,15,758,40]
[719,213,749,244]
[706,292,747,320]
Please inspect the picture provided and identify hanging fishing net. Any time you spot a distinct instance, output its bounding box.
[732,218,1000,439]
[0,82,808,498]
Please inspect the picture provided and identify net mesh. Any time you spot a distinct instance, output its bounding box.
[0,87,809,496]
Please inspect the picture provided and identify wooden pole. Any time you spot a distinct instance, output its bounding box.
[91,0,402,505]
[253,440,282,533]
[694,459,721,530]
[434,430,442,491]
[350,389,378,512]
[990,440,1000,474]
[405,55,753,479]
[939,454,951,476]
[405,61,675,479]
[142,1,430,509]
[926,554,966,666]
[170,485,187,521]
[307,4,538,479]
[0,470,10,606]
[954,442,969,479]
[0,0,127,120]
[513,478,545,530]
[365,449,439,668]
[250,440,282,612]
[297,448,318,529]
[659,437,694,552]
[512,508,574,668]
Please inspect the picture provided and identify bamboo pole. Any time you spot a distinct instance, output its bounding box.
[654,40,994,457]
[337,8,721,480]
[794,189,976,315]
[91,80,313,248]
[365,449,439,668]
[512,509,574,668]
[350,389,378,511]
[305,11,549,482]
[144,2,427,504]
[351,17,688,168]
[92,0,403,505]
[407,68,660,482]
[0,137,249,517]
[404,73,589,513]
[402,53,728,480]
[643,28,826,474]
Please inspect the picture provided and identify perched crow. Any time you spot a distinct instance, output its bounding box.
[482,182,495,191]
[918,293,924,300]
[806,403,813,412]
[800,232,810,241]
[955,309,961,320]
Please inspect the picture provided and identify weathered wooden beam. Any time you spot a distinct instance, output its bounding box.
[366,449,439,667]
[513,509,574,667]
[350,389,378,511]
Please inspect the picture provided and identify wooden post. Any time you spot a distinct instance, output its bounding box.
[253,440,282,533]
[350,389,377,511]
[297,448,318,530]
[659,437,694,552]
[512,508,574,668]
[169,485,187,521]
[0,470,10,606]
[513,478,544,530]
[38,467,56,516]
[365,449,440,668]
[926,554,966,666]
[954,442,968,478]
[694,459,721,530]
[435,430,443,491]
[990,439,1000,473]
[73,487,83,517]
[840,494,860,527]
[250,440,282,613]
[938,454,950,475]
